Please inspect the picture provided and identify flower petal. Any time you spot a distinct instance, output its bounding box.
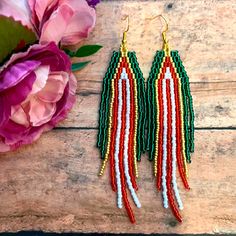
[5,71,37,106]
[0,96,11,126]
[60,0,96,45]
[29,97,56,126]
[0,42,71,74]
[0,121,53,152]
[0,0,32,28]
[28,0,40,34]
[0,42,74,152]
[10,105,29,127]
[0,60,40,92]
[37,72,69,103]
[34,0,56,22]
[0,139,10,152]
[40,4,74,44]
[61,11,96,45]
[0,119,29,145]
[0,71,35,126]
[31,65,50,94]
[50,73,76,125]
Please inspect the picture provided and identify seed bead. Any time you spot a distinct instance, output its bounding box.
[99,77,115,175]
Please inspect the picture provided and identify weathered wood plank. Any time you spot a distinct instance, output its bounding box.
[0,130,235,234]
[74,0,236,84]
[1,0,236,234]
[59,0,236,128]
[59,81,236,128]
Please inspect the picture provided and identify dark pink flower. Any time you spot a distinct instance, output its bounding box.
[0,42,76,152]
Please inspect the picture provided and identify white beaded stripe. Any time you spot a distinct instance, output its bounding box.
[122,68,141,208]
[114,77,123,208]
[169,69,184,210]
[162,78,168,208]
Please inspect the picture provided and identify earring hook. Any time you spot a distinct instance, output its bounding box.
[122,15,130,33]
[121,15,129,56]
[148,15,168,34]
[147,14,170,55]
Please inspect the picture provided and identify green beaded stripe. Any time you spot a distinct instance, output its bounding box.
[174,51,195,154]
[97,51,121,159]
[128,51,146,161]
[146,50,165,161]
[171,51,195,163]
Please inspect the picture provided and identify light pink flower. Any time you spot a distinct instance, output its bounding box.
[28,0,96,45]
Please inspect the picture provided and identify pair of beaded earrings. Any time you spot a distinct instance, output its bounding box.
[97,15,194,223]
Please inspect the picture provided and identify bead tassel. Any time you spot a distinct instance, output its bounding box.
[125,58,138,190]
[128,52,146,160]
[166,79,182,222]
[119,79,135,222]
[147,51,194,222]
[171,51,195,162]
[109,62,122,191]
[98,52,120,158]
[98,51,144,223]
[169,60,190,184]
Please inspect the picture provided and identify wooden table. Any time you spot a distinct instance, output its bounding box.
[0,0,235,234]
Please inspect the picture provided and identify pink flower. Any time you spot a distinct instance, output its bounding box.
[28,0,96,45]
[0,0,96,45]
[0,42,76,152]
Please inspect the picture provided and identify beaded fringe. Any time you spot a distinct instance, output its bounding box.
[98,51,146,223]
[147,50,194,222]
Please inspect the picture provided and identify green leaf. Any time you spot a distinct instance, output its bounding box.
[72,61,91,71]
[63,48,75,57]
[0,16,37,64]
[66,45,102,58]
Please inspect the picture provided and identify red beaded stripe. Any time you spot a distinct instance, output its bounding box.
[109,59,124,192]
[119,79,135,223]
[169,62,190,190]
[166,79,182,223]
[157,58,168,190]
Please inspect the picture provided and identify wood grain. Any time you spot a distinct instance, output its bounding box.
[59,81,236,128]
[58,0,236,129]
[0,130,235,234]
[0,0,236,234]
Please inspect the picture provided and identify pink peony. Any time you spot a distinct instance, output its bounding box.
[28,0,96,45]
[0,42,76,152]
[0,0,96,45]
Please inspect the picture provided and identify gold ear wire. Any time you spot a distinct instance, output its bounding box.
[147,14,170,55]
[122,15,130,33]
[121,15,129,56]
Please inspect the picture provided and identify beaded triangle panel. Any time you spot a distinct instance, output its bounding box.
[97,51,146,223]
[147,50,194,222]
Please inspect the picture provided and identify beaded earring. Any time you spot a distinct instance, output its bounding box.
[146,15,194,222]
[97,16,146,223]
